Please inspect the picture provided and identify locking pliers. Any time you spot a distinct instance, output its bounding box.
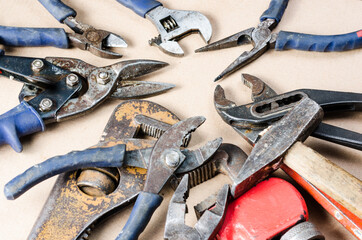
[0,0,127,58]
[0,56,172,152]
[196,0,362,81]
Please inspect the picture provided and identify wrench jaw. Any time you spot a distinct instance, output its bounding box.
[146,6,212,56]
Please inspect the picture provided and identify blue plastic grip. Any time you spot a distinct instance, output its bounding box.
[0,26,69,48]
[38,0,76,22]
[260,0,289,23]
[4,144,126,200]
[116,191,163,240]
[0,101,45,153]
[275,30,362,51]
[116,0,162,18]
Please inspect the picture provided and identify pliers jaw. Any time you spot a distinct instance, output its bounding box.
[164,175,229,240]
[214,84,262,145]
[65,16,127,59]
[214,73,279,144]
[196,19,277,81]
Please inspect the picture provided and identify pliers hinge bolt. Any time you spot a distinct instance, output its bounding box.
[66,74,79,87]
[39,98,53,112]
[97,71,110,85]
[31,59,44,72]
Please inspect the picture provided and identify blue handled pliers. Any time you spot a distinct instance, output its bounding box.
[0,56,172,153]
[195,0,362,81]
[0,0,127,58]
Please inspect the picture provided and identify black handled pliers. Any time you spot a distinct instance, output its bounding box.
[214,74,362,150]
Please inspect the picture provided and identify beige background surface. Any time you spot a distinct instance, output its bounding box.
[0,0,361,239]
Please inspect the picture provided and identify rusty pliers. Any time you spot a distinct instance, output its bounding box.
[164,175,229,240]
[196,0,362,81]
[214,74,362,150]
[0,0,127,58]
[0,56,172,152]
[115,116,217,240]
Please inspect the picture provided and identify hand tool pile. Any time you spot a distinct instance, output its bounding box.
[0,0,361,240]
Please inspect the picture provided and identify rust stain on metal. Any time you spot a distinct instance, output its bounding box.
[29,100,182,240]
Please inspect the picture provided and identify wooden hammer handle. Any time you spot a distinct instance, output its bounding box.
[283,142,362,218]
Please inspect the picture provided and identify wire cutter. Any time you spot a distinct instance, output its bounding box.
[0,56,172,152]
[196,0,362,81]
[0,0,127,58]
[214,74,362,150]
[116,0,212,56]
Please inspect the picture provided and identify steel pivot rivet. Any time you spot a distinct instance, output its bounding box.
[66,74,79,87]
[31,59,44,71]
[165,150,180,168]
[39,98,53,112]
[97,71,110,85]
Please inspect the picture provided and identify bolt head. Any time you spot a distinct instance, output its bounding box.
[97,71,110,85]
[164,150,180,168]
[31,59,44,71]
[66,74,79,87]
[39,98,53,112]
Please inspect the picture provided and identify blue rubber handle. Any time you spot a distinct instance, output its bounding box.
[260,0,289,23]
[0,26,69,48]
[116,191,163,240]
[4,144,126,200]
[38,0,76,22]
[116,0,162,18]
[275,30,362,51]
[0,101,45,153]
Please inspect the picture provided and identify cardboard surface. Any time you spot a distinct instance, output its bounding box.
[0,0,361,239]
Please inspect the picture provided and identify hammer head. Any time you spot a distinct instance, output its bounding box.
[231,98,323,198]
[146,6,212,56]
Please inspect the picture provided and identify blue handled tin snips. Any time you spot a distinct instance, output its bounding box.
[116,0,212,56]
[0,0,127,58]
[195,0,362,81]
[0,56,173,152]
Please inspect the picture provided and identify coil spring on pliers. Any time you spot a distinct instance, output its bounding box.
[161,16,178,32]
